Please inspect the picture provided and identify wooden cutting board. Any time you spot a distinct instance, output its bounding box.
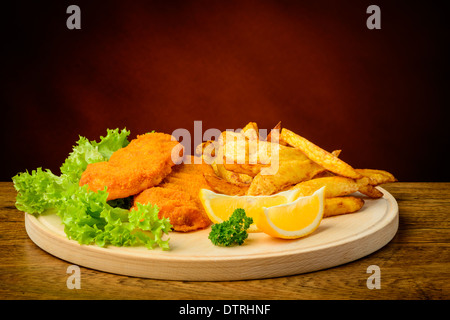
[25,187,398,281]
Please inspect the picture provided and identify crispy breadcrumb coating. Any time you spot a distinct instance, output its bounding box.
[133,157,214,232]
[80,132,181,200]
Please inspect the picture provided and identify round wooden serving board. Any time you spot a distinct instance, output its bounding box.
[25,187,398,281]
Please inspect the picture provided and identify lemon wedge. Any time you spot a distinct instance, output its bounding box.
[199,188,302,232]
[255,187,325,239]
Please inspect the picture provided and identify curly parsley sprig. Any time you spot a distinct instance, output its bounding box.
[208,208,253,246]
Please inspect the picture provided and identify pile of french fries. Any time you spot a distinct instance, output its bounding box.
[197,122,397,218]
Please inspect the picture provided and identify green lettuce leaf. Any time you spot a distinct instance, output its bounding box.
[60,128,130,183]
[93,128,131,160]
[12,168,64,215]
[128,203,172,250]
[58,186,172,250]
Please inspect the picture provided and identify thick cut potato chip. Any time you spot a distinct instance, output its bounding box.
[201,122,396,221]
[196,140,219,157]
[242,122,259,141]
[292,176,359,198]
[266,121,289,146]
[266,121,282,143]
[280,128,363,179]
[245,144,324,196]
[331,150,342,157]
[312,171,336,179]
[213,162,253,184]
[278,145,309,162]
[223,139,279,164]
[221,131,249,164]
[247,159,325,196]
[324,197,365,218]
[203,173,249,196]
[356,176,384,198]
[222,138,281,177]
[222,163,265,177]
[356,169,397,185]
[358,184,384,198]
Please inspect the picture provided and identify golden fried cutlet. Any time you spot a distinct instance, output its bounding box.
[132,156,214,232]
[132,187,207,232]
[79,132,181,200]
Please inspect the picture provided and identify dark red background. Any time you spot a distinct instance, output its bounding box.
[2,1,448,181]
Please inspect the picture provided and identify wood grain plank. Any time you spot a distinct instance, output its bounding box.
[1,182,449,300]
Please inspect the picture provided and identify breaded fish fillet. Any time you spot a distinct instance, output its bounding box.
[80,132,181,200]
[132,157,214,232]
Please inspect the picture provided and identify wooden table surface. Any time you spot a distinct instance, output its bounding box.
[1,182,449,300]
